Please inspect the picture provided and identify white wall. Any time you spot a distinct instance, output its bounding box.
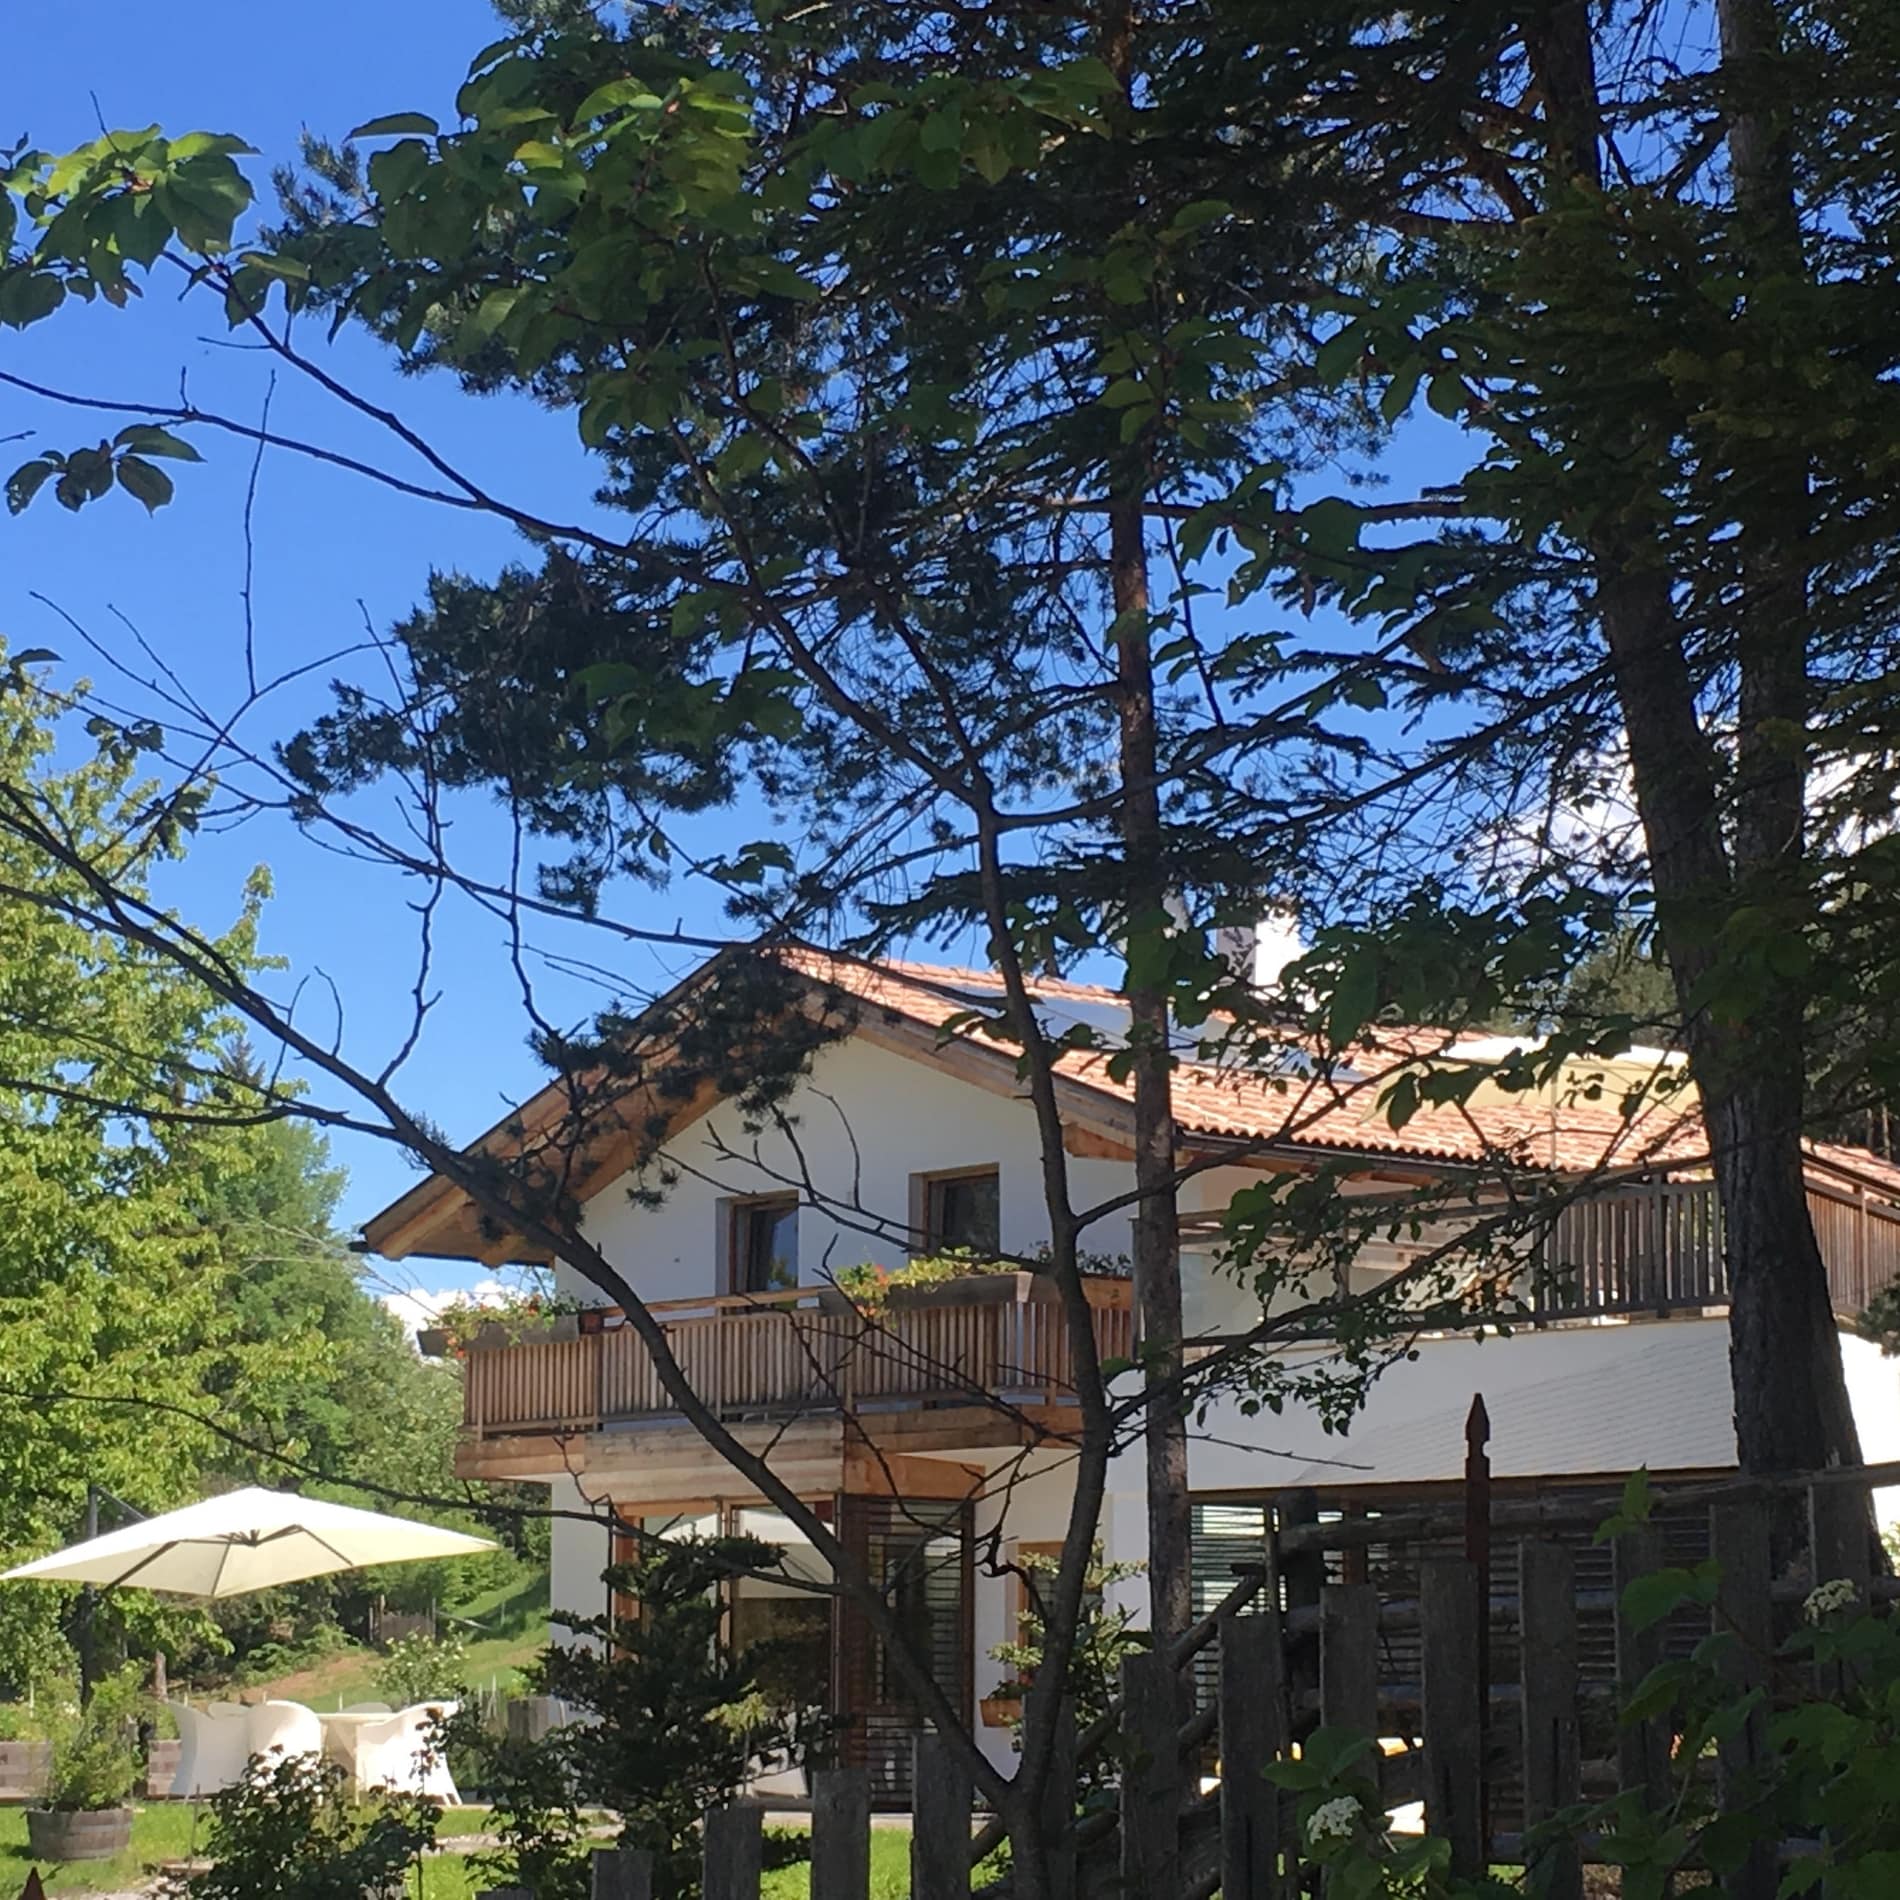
[1840,1332,1900,1527]
[565,1036,1138,1304]
[548,1473,613,1646]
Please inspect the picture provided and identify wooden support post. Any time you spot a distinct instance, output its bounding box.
[1420,1558,1484,1879]
[811,1769,871,1900]
[702,1804,762,1900]
[590,1847,654,1900]
[1319,1583,1380,1737]
[1221,1611,1291,1900]
[1035,1697,1078,1900]
[1613,1525,1671,1805]
[1711,1501,1776,1900]
[1518,1540,1582,1900]
[1119,1650,1184,1900]
[912,1735,972,1900]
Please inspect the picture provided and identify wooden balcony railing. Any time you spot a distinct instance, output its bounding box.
[463,1273,1136,1440]
[1530,1176,1900,1319]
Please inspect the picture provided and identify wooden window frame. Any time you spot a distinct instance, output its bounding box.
[1007,1539,1065,1637]
[723,1193,800,1295]
[910,1165,1001,1255]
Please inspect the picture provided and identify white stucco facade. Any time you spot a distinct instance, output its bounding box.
[507,1019,1900,1782]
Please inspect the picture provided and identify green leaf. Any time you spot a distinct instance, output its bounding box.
[919,105,963,154]
[1619,1566,1702,1635]
[5,460,56,515]
[573,79,664,124]
[167,132,258,162]
[1167,198,1230,235]
[0,270,65,328]
[1327,948,1379,1046]
[347,112,441,140]
[1118,401,1156,442]
[114,455,174,513]
[1099,378,1152,409]
[1595,1467,1654,1542]
[369,140,431,202]
[511,140,568,172]
[111,426,203,463]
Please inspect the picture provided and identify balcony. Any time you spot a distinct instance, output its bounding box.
[461,1271,1136,1446]
[456,1177,1900,1473]
[1527,1176,1900,1320]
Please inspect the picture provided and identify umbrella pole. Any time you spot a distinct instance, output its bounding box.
[78,1487,100,1706]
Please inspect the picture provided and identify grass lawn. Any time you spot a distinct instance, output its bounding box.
[0,1801,918,1899]
[413,1825,914,1900]
[0,1803,202,1895]
[235,1572,550,1712]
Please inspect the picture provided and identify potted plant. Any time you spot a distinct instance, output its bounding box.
[979,1681,1025,1728]
[25,1665,148,1862]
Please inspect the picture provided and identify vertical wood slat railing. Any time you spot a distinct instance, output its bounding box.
[463,1277,1135,1438]
[1530,1176,1900,1319]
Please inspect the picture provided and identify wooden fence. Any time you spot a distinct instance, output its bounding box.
[484,1463,1899,1900]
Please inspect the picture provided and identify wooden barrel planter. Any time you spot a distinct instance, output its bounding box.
[25,1807,135,1861]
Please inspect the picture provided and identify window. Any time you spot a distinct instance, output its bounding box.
[921,1168,1000,1255]
[729,1196,798,1293]
[1009,1540,1106,1640]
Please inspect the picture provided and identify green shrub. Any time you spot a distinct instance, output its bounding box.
[452,1533,831,1900]
[373,1629,469,1706]
[38,1663,149,1812]
[163,1750,438,1900]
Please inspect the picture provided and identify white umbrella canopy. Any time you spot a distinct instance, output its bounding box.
[0,1487,496,1599]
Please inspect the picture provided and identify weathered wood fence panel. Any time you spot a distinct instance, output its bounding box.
[463,1465,1899,1900]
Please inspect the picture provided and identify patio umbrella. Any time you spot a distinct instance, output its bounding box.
[0,1486,495,1599]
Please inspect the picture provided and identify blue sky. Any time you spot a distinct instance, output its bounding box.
[3,4,1469,1300]
[1,1,762,1279]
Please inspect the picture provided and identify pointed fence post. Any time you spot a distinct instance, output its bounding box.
[1809,1480,1875,1699]
[1518,1540,1581,1900]
[1421,1558,1484,1879]
[1464,1395,1492,1855]
[1319,1583,1380,1736]
[1221,1610,1291,1900]
[1613,1525,1670,1806]
[1119,1650,1184,1900]
[811,1768,870,1900]
[702,1804,762,1900]
[912,1734,972,1900]
[590,1846,654,1900]
[1711,1500,1776,1900]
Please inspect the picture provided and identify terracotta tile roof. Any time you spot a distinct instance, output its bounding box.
[786,948,1898,1195]
[360,945,1900,1259]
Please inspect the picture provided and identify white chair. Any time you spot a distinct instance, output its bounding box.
[166,1700,255,1796]
[341,1701,393,1715]
[245,1700,323,1775]
[351,1701,460,1803]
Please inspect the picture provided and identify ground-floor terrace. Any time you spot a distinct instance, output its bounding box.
[503,1311,1900,1801]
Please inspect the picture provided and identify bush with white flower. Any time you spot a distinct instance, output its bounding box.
[1804,1575,1860,1624]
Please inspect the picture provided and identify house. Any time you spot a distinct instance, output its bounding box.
[360,946,1900,1794]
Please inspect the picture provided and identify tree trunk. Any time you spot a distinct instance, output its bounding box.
[1532,1,1861,1475]
[1708,0,1861,1472]
[1109,496,1194,1648]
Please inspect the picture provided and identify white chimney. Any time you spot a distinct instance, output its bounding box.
[1251,907,1305,990]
